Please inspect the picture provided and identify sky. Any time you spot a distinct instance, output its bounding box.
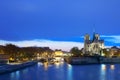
[0,0,120,51]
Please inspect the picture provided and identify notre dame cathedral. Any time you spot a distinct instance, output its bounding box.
[84,33,104,56]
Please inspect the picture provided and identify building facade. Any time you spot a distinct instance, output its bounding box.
[54,50,63,62]
[84,33,104,55]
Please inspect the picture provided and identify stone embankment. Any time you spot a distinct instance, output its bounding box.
[65,57,120,65]
[0,61,37,74]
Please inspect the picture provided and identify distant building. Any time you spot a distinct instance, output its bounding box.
[111,46,119,51]
[84,33,104,55]
[54,50,63,61]
[54,50,63,57]
[62,51,72,56]
[0,54,9,64]
[110,46,120,57]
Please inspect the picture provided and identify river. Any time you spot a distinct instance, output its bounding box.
[0,62,120,80]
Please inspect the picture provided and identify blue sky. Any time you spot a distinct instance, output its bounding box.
[0,0,120,51]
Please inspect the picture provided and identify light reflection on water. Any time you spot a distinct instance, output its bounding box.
[100,64,106,80]
[43,62,49,70]
[100,64,116,80]
[55,62,61,68]
[109,65,115,80]
[10,71,20,80]
[0,63,120,80]
[110,65,115,70]
[67,64,73,80]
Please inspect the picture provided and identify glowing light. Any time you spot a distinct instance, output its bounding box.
[55,62,60,68]
[16,71,20,78]
[38,62,43,67]
[43,62,48,70]
[9,57,14,61]
[67,64,72,68]
[101,53,105,56]
[101,64,106,71]
[54,51,63,56]
[67,64,73,80]
[100,64,106,80]
[110,65,115,70]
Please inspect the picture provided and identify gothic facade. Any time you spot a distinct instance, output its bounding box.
[84,33,104,55]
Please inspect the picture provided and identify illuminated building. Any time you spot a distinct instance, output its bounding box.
[54,50,63,61]
[110,46,119,57]
[54,50,63,57]
[84,33,104,55]
[0,54,9,64]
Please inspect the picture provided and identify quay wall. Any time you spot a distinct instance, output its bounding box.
[67,57,120,65]
[0,61,37,74]
[100,57,120,63]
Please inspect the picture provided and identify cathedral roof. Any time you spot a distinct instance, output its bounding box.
[85,40,104,44]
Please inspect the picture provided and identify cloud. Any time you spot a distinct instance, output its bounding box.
[101,35,120,43]
[0,35,120,51]
[0,39,84,51]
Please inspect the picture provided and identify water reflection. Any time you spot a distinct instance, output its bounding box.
[42,61,63,70]
[100,64,116,80]
[1,63,120,80]
[22,68,29,74]
[38,62,43,66]
[43,62,49,70]
[100,64,106,80]
[67,64,73,80]
[10,72,15,79]
[102,64,106,70]
[16,71,20,78]
[10,71,20,80]
[110,65,115,70]
[109,65,115,80]
[55,62,61,68]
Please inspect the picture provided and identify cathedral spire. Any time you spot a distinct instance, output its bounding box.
[93,24,96,41]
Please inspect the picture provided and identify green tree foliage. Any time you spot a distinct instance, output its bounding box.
[70,47,82,57]
[4,44,19,60]
[0,44,54,61]
[103,49,110,57]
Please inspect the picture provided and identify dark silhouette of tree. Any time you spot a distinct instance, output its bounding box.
[70,47,81,57]
[0,44,55,62]
[103,49,110,57]
[0,45,5,54]
[4,44,19,61]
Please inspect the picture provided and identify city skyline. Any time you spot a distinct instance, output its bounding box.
[0,34,120,51]
[0,0,120,51]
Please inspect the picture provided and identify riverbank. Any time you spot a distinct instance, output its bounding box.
[65,57,120,65]
[0,61,37,74]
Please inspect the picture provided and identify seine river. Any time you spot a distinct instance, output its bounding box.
[0,62,120,80]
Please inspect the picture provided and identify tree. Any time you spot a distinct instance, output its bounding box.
[4,44,19,61]
[70,47,81,57]
[103,49,110,57]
